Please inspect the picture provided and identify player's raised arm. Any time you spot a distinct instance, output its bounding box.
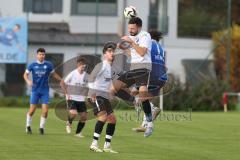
[121,35,147,57]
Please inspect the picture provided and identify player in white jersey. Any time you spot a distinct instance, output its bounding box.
[113,17,154,137]
[133,30,166,132]
[88,42,118,153]
[61,57,88,138]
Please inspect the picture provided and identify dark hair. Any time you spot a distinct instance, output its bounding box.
[128,17,142,27]
[103,41,117,54]
[149,29,163,42]
[37,48,46,53]
[77,57,86,64]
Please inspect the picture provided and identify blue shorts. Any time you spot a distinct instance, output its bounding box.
[30,92,49,104]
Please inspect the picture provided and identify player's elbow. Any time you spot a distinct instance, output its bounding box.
[139,53,145,57]
[139,50,147,57]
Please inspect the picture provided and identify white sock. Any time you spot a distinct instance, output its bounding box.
[40,116,47,129]
[147,121,154,128]
[92,132,100,146]
[104,142,111,149]
[104,135,112,149]
[26,114,32,127]
[92,139,98,146]
[141,115,147,128]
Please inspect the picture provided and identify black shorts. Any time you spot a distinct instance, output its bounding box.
[67,100,87,113]
[88,96,113,116]
[117,68,150,87]
[148,79,166,96]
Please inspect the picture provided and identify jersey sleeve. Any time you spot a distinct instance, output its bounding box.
[26,63,33,73]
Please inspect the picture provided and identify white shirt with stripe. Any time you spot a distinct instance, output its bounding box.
[88,60,112,99]
[64,69,87,101]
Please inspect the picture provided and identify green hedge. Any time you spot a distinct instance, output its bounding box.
[163,80,236,111]
[0,97,63,108]
[1,79,236,111]
[0,97,132,110]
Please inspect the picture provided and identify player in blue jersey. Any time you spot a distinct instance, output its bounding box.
[149,30,167,89]
[0,24,20,46]
[0,24,25,52]
[23,48,63,135]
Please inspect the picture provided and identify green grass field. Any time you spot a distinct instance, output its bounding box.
[0,108,239,160]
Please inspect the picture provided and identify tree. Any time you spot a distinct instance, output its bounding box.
[212,24,240,91]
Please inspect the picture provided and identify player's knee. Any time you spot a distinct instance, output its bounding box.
[113,80,125,91]
[80,113,87,122]
[107,114,116,124]
[110,87,117,95]
[69,110,78,116]
[139,85,148,92]
[97,113,107,122]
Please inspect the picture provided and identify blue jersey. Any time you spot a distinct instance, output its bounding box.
[150,40,167,81]
[26,61,54,93]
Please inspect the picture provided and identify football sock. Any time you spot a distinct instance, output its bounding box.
[26,113,32,127]
[104,123,116,148]
[67,115,74,125]
[76,122,85,134]
[92,121,105,146]
[40,116,47,129]
[142,100,152,122]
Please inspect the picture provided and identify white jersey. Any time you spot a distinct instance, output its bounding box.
[64,69,87,101]
[88,60,112,99]
[129,30,152,70]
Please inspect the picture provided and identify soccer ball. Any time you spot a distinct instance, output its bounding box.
[124,6,137,19]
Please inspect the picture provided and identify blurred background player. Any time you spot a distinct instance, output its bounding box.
[0,24,25,52]
[61,57,88,138]
[23,48,63,135]
[0,24,20,46]
[113,17,153,137]
[133,30,168,132]
[88,42,118,153]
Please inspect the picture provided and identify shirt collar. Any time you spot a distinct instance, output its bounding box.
[37,60,45,64]
[103,60,112,66]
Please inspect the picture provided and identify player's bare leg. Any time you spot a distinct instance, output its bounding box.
[111,80,136,105]
[39,104,48,135]
[66,109,77,134]
[26,104,37,134]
